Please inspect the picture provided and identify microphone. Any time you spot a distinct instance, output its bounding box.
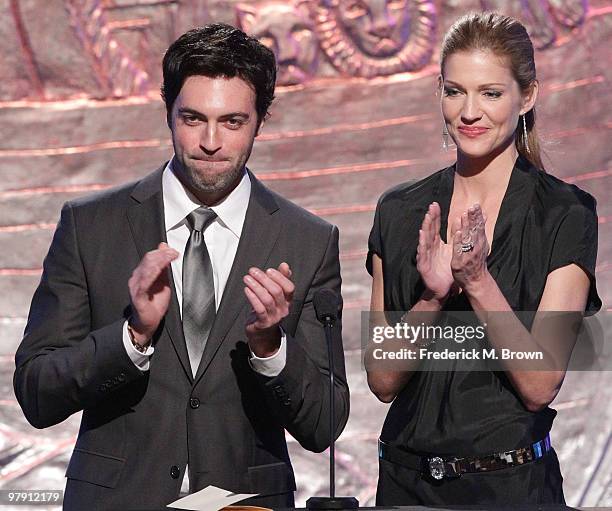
[313,288,340,325]
[307,289,358,510]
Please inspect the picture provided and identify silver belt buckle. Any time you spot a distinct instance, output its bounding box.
[426,456,460,480]
[427,456,446,480]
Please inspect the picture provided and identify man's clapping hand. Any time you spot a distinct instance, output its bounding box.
[128,242,179,346]
[243,262,294,357]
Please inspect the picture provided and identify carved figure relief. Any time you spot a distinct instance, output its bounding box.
[0,0,591,100]
[65,0,150,97]
[236,0,319,85]
[1,0,159,101]
[481,0,588,48]
[312,0,437,77]
[548,0,588,27]
[334,0,413,57]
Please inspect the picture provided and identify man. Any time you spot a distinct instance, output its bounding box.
[14,24,349,510]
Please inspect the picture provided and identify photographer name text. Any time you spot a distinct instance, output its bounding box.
[371,347,543,360]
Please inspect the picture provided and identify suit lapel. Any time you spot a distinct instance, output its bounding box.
[126,164,193,383]
[194,172,281,385]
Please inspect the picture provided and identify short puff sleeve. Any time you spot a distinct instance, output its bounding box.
[548,194,601,315]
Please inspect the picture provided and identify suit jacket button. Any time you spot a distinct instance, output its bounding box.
[118,373,126,382]
[190,397,200,409]
[170,466,181,479]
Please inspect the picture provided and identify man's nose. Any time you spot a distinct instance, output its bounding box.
[200,123,221,153]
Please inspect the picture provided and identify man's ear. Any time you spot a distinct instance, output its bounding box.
[166,103,176,130]
[255,114,268,136]
[520,80,539,115]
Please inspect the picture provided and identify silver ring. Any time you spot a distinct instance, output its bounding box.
[460,241,474,253]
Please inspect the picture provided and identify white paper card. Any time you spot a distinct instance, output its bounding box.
[168,485,258,511]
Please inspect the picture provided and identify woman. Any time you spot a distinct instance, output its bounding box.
[365,12,601,506]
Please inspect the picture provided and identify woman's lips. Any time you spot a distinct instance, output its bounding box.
[458,126,489,138]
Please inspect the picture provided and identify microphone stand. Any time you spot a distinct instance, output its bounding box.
[306,299,358,510]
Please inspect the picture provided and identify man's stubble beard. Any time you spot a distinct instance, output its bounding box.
[185,158,246,195]
[176,140,254,201]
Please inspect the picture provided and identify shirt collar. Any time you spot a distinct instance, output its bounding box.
[162,157,251,238]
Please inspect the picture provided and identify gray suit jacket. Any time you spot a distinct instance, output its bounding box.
[14,165,350,510]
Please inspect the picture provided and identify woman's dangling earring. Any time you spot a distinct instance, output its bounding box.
[442,123,450,151]
[439,79,450,151]
[522,114,530,153]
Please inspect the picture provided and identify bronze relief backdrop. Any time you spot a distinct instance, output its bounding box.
[0,0,611,506]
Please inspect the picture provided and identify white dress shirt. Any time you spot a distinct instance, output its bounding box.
[122,159,286,375]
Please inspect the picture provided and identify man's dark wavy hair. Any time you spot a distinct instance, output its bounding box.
[161,23,276,126]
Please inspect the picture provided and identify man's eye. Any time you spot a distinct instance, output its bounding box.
[226,119,244,129]
[183,115,200,125]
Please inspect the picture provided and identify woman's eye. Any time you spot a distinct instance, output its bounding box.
[484,90,502,98]
[443,87,460,97]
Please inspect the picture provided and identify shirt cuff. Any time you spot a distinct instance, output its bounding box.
[122,320,154,372]
[248,330,287,377]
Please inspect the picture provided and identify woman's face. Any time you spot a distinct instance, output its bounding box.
[440,50,536,160]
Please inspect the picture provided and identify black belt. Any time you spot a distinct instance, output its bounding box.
[378,435,552,481]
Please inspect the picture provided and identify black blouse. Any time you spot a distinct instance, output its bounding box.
[366,156,601,457]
